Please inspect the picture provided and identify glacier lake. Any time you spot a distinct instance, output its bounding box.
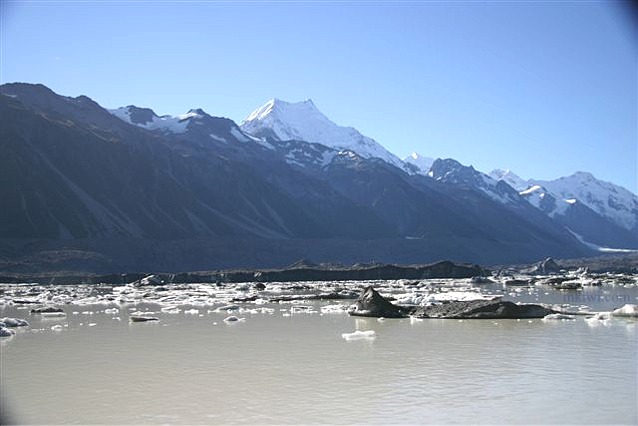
[1,277,637,425]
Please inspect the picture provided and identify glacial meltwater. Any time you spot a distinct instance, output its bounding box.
[1,277,637,424]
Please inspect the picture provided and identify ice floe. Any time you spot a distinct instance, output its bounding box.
[0,327,16,337]
[542,313,576,321]
[611,304,638,318]
[2,317,29,327]
[341,330,376,340]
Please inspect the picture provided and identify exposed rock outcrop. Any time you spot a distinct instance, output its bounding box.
[348,287,408,318]
[1,317,29,327]
[348,287,554,319]
[411,299,554,319]
[533,257,562,275]
[30,307,64,314]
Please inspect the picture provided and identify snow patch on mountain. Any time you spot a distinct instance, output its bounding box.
[240,98,405,169]
[567,229,638,253]
[109,106,200,134]
[209,134,227,143]
[229,126,250,143]
[404,152,435,175]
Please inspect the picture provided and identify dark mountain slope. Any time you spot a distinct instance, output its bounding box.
[0,83,596,272]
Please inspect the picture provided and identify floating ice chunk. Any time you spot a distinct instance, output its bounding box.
[586,312,612,327]
[395,294,425,305]
[41,312,66,317]
[223,316,245,323]
[542,313,576,321]
[2,317,29,327]
[130,311,157,316]
[427,291,500,303]
[586,311,611,321]
[341,330,376,341]
[51,324,64,331]
[184,309,199,315]
[612,304,638,317]
[0,327,16,337]
[88,323,97,327]
[104,308,119,314]
[290,306,317,314]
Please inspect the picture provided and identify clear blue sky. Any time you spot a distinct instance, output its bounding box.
[1,1,636,192]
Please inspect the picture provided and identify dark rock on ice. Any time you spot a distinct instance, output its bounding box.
[132,274,164,287]
[2,317,29,327]
[348,287,408,318]
[271,291,358,303]
[0,327,16,337]
[129,316,159,322]
[526,257,562,275]
[30,307,64,314]
[411,300,554,319]
[232,295,258,302]
[503,279,531,286]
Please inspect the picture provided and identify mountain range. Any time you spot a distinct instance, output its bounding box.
[1,83,635,273]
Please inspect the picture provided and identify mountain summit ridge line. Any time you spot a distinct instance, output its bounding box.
[1,82,636,273]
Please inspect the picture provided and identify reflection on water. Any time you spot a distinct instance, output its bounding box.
[1,282,637,425]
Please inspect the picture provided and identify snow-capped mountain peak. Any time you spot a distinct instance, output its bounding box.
[429,159,522,205]
[404,152,435,175]
[489,169,530,191]
[244,98,318,123]
[492,167,638,232]
[537,172,638,231]
[240,98,405,169]
[181,108,207,119]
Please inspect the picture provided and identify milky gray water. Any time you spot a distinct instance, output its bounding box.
[1,280,637,424]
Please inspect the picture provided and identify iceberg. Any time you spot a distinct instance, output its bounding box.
[2,317,29,327]
[341,330,376,341]
[542,313,576,321]
[611,304,638,318]
[0,327,16,337]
